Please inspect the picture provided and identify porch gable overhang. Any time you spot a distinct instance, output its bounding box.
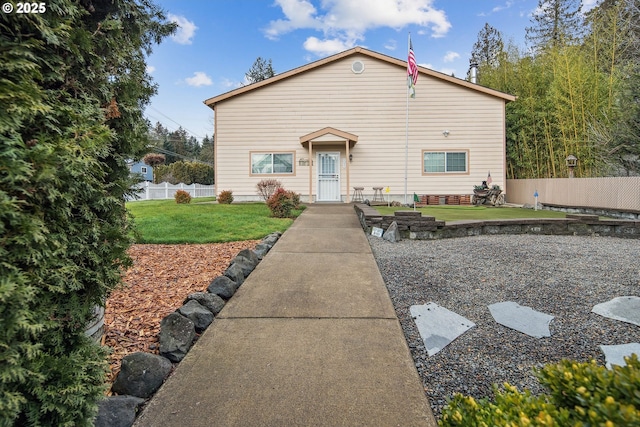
[299,127,358,148]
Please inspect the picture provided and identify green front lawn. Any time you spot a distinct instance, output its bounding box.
[374,205,567,222]
[126,199,303,244]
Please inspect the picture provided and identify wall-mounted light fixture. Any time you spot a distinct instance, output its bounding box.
[442,130,450,137]
[298,158,309,166]
[349,153,353,162]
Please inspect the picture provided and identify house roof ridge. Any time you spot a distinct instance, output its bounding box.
[203,46,515,108]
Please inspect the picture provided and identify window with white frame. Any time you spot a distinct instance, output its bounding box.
[423,151,467,173]
[141,166,148,174]
[251,152,294,174]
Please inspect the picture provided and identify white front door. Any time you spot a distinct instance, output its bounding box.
[317,152,340,201]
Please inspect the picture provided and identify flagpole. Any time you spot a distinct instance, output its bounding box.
[404,33,410,206]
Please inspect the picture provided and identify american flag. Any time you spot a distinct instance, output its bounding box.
[407,37,418,97]
[487,171,492,185]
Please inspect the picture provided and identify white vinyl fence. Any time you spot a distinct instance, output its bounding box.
[128,182,216,201]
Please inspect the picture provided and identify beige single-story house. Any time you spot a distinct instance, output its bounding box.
[204,46,515,204]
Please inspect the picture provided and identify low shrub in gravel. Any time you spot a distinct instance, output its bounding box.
[440,355,640,426]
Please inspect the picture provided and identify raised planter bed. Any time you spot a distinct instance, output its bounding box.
[354,204,640,240]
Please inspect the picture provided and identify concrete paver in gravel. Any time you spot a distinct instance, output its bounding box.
[488,301,555,338]
[134,204,436,427]
[600,343,640,369]
[592,296,640,327]
[410,302,476,356]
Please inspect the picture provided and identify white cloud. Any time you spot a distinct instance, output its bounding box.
[581,0,598,13]
[264,0,320,40]
[384,39,397,51]
[303,37,352,56]
[146,65,156,74]
[169,14,197,45]
[492,1,513,13]
[265,0,451,56]
[477,1,512,17]
[443,51,460,63]
[221,78,241,89]
[185,72,212,87]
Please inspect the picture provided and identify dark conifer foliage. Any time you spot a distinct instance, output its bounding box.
[0,1,174,425]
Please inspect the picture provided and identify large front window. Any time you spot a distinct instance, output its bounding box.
[251,152,294,174]
[423,151,467,173]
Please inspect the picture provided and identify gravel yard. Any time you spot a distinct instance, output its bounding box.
[368,234,640,418]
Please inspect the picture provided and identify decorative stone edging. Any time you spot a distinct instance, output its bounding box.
[354,204,640,240]
[93,232,282,427]
[541,203,640,221]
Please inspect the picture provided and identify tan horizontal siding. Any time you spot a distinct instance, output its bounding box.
[214,53,506,199]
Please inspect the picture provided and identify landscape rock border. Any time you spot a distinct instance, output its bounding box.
[95,231,282,426]
[354,204,640,241]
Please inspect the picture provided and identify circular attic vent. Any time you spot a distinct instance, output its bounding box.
[351,60,365,74]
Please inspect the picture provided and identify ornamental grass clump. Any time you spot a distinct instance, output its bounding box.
[174,189,192,204]
[440,355,640,426]
[266,188,300,218]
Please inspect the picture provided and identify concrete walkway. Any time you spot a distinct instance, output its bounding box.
[134,204,436,427]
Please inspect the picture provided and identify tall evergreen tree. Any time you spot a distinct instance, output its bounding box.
[245,57,276,84]
[471,23,505,68]
[526,0,583,51]
[0,1,174,425]
[199,135,214,165]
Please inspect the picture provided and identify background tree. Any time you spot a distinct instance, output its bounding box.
[142,152,166,168]
[147,123,206,164]
[245,57,276,84]
[526,0,583,51]
[148,121,171,160]
[154,161,214,184]
[198,134,214,165]
[584,0,640,175]
[471,23,505,68]
[474,0,638,178]
[0,1,174,425]
[142,152,166,183]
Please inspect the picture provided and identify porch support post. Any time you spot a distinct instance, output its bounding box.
[308,141,313,204]
[345,140,350,203]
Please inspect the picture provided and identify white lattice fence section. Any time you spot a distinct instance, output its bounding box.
[507,177,640,211]
[129,182,216,201]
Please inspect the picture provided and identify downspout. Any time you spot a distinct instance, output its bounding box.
[308,141,313,203]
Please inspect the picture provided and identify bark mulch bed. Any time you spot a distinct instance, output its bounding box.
[103,241,259,386]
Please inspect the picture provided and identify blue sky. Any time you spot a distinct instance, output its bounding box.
[144,0,597,141]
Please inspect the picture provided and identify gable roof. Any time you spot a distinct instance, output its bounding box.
[299,127,359,145]
[204,46,516,109]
